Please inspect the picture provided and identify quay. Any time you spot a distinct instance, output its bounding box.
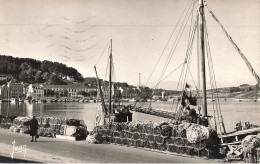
[0,128,217,163]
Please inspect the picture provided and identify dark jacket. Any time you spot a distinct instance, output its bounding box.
[30,118,39,136]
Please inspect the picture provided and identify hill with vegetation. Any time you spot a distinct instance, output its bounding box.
[0,55,83,85]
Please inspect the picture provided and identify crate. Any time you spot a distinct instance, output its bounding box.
[65,126,77,136]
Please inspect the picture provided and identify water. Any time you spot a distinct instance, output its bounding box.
[0,101,259,132]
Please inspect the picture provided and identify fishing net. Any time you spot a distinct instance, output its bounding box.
[186,123,210,143]
[241,134,260,162]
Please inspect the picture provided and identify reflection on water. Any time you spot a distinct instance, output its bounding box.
[0,101,259,132]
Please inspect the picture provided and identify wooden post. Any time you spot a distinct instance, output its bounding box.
[198,0,207,118]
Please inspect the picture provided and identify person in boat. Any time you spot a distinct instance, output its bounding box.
[176,91,191,122]
[176,86,198,122]
[186,108,198,123]
[29,116,39,142]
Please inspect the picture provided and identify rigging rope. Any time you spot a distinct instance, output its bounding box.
[144,0,194,86]
[174,11,198,114]
[95,41,110,66]
[203,11,226,134]
[157,0,196,88]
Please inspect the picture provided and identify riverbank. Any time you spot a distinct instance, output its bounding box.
[0,128,221,163]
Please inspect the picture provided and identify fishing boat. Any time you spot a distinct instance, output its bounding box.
[92,0,260,162]
[94,39,133,125]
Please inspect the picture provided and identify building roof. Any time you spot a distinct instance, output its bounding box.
[42,84,97,89]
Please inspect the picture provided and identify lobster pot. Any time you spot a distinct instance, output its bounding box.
[166,137,175,145]
[52,117,57,125]
[193,140,206,150]
[172,128,178,138]
[147,134,155,142]
[106,129,112,137]
[135,139,144,147]
[122,123,129,131]
[154,135,164,144]
[114,137,122,145]
[132,132,140,140]
[153,125,161,135]
[41,117,47,124]
[130,139,137,147]
[109,123,117,131]
[199,148,216,159]
[140,133,148,141]
[168,144,177,153]
[61,118,67,125]
[145,123,154,134]
[129,125,138,133]
[36,117,42,125]
[49,117,55,124]
[110,136,115,143]
[124,131,129,139]
[54,124,60,131]
[113,131,120,137]
[102,136,110,143]
[137,124,144,133]
[144,141,153,149]
[119,131,126,138]
[183,138,194,147]
[121,138,129,145]
[100,128,107,136]
[175,137,184,146]
[181,129,187,138]
[38,127,45,136]
[182,146,194,155]
[50,124,56,130]
[112,122,123,131]
[56,118,62,124]
[59,125,66,135]
[157,143,167,151]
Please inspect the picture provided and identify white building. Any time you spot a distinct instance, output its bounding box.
[26,84,44,101]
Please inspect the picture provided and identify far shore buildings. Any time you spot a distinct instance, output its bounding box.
[26,84,98,100]
[0,81,24,99]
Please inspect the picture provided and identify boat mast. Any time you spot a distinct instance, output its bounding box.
[94,66,107,116]
[198,0,207,117]
[109,39,112,114]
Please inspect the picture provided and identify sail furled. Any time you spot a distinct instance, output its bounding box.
[207,8,260,83]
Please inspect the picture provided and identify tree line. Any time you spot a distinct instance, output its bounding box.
[0,55,83,84]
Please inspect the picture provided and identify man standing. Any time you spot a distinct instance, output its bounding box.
[30,116,39,142]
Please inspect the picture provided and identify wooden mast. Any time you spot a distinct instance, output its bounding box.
[198,0,207,117]
[94,66,107,116]
[109,39,112,115]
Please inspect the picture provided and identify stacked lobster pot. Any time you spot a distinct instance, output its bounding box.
[37,117,88,140]
[94,121,221,159]
[0,116,88,140]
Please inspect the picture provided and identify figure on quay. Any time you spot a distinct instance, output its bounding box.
[29,116,39,142]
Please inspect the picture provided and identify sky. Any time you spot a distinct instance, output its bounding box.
[0,0,259,89]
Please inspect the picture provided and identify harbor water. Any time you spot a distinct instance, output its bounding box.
[0,101,259,132]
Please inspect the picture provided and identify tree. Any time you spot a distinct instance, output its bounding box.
[35,71,43,83]
[48,74,63,85]
[42,72,50,80]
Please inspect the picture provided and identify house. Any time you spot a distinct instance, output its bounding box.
[0,84,9,98]
[42,84,98,97]
[26,84,44,101]
[0,81,24,99]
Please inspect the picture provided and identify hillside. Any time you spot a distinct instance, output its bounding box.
[0,55,83,84]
